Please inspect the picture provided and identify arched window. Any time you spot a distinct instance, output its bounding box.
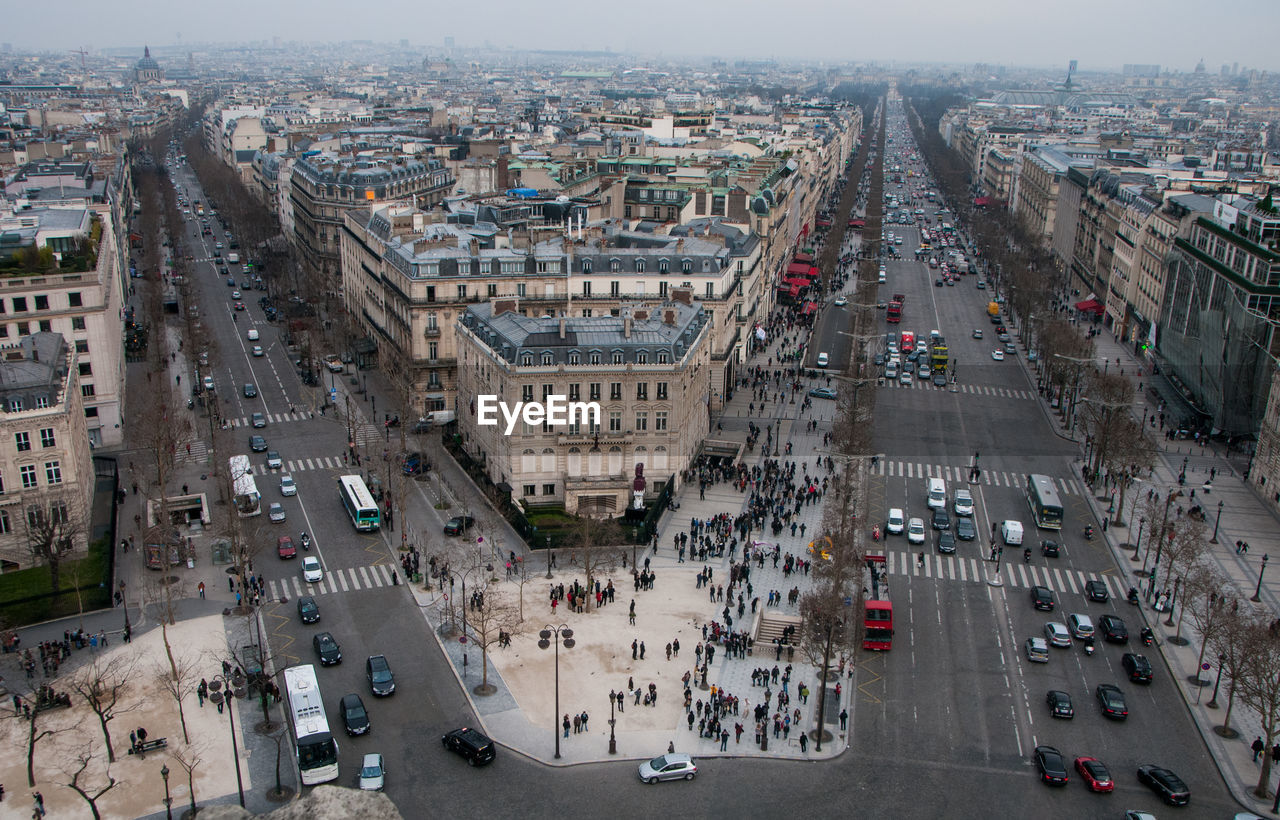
[541,448,555,472]
[521,353,533,367]
[521,449,536,473]
[567,447,582,476]
[654,446,668,470]
[582,260,592,274]
[608,446,623,475]
[541,352,554,365]
[587,446,603,476]
[633,445,648,469]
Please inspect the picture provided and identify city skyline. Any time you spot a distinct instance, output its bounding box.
[5,0,1279,73]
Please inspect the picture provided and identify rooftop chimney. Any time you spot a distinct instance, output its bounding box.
[492,298,518,317]
[558,317,567,339]
[671,287,694,306]
[623,316,632,338]
[662,309,676,326]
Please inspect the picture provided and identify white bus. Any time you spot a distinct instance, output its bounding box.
[338,474,381,531]
[283,665,339,785]
[1026,473,1065,530]
[230,455,260,518]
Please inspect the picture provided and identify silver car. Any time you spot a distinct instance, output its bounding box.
[638,753,697,784]
[358,752,385,791]
[268,502,286,523]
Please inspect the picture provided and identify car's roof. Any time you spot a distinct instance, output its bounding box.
[361,752,382,765]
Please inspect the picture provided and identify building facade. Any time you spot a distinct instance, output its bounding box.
[0,333,94,570]
[454,298,711,516]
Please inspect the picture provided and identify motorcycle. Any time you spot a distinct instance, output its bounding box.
[1140,627,1155,647]
[384,415,400,428]
[1083,525,1094,541]
[300,532,311,551]
[1023,548,1031,564]
[1082,637,1095,656]
[1126,587,1140,606]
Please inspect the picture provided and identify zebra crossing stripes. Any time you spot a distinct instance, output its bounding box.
[879,547,1128,601]
[231,411,308,428]
[176,439,209,465]
[268,563,397,601]
[252,455,348,476]
[874,461,1080,496]
[882,380,1034,400]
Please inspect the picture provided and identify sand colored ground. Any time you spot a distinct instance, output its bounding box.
[0,613,250,819]
[491,561,711,740]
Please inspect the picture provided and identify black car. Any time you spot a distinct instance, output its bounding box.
[313,632,342,666]
[936,530,956,554]
[442,727,497,766]
[1085,579,1109,603]
[1046,690,1074,719]
[1040,539,1060,558]
[1031,586,1055,611]
[1096,683,1128,720]
[1034,745,1069,786]
[367,655,396,696]
[339,693,370,736]
[932,372,948,387]
[1137,765,1190,805]
[297,595,320,624]
[444,515,475,536]
[931,509,950,531]
[955,517,976,541]
[1122,652,1153,684]
[1099,614,1129,643]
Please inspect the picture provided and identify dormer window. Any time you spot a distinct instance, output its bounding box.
[589,351,602,365]
[658,259,669,273]
[541,352,554,365]
[636,351,648,364]
[568,352,581,365]
[582,260,592,274]
[636,259,645,273]
[610,258,621,273]
[611,350,624,365]
[521,353,533,367]
[657,351,670,364]
[681,259,693,273]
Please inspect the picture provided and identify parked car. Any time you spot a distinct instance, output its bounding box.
[639,752,698,784]
[358,752,385,791]
[367,655,396,696]
[340,694,370,736]
[313,632,341,665]
[297,595,319,623]
[1136,765,1190,805]
[442,727,496,766]
[808,387,837,400]
[444,515,475,536]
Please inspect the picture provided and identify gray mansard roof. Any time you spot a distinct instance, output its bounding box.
[461,301,709,367]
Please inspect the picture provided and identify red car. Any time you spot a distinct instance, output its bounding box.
[1074,756,1115,793]
[277,536,296,559]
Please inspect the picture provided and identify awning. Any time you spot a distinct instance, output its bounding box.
[802,302,818,315]
[1075,298,1105,315]
[793,252,814,264]
[424,392,445,400]
[974,196,991,207]
[786,262,811,276]
[809,266,821,279]
[785,277,810,288]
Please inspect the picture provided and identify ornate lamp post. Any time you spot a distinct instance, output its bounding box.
[608,689,618,755]
[206,670,248,807]
[538,625,575,759]
[1210,500,1224,544]
[1252,554,1269,603]
[1131,516,1145,563]
[161,764,172,820]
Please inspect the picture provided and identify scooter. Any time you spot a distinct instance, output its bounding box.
[1082,637,1095,656]
[1083,525,1094,541]
[1023,548,1031,563]
[1140,627,1155,647]
[1126,587,1140,606]
[300,532,311,551]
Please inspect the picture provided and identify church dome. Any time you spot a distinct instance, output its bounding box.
[136,46,160,71]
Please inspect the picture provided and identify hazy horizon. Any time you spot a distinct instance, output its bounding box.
[6,0,1279,74]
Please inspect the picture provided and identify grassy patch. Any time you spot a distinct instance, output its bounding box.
[526,509,576,529]
[0,539,112,626]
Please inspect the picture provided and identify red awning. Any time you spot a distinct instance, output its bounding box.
[802,301,818,315]
[809,266,821,278]
[787,262,811,276]
[974,196,991,207]
[793,252,813,263]
[785,277,810,288]
[1075,298,1105,314]
[789,284,800,298]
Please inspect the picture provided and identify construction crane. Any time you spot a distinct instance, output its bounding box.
[70,48,88,76]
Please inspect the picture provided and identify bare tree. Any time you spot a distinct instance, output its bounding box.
[62,746,119,820]
[466,582,525,695]
[67,656,138,763]
[167,741,206,816]
[136,379,192,531]
[262,723,294,801]
[1078,370,1135,483]
[19,683,68,786]
[1181,564,1233,686]
[563,515,626,613]
[1210,603,1252,736]
[1162,517,1209,630]
[1234,613,1280,797]
[152,650,200,744]
[23,491,85,593]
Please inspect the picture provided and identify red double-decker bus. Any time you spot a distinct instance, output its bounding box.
[863,600,894,650]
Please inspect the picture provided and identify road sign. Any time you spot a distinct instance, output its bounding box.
[1202,662,1211,671]
[476,536,484,544]
[459,636,467,644]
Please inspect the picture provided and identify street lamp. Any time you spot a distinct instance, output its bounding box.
[1252,554,1269,603]
[1131,517,1145,563]
[1210,500,1224,544]
[537,625,575,759]
[608,688,618,755]
[161,764,172,820]
[206,670,248,808]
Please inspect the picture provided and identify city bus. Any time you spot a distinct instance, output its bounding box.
[338,474,381,531]
[283,665,339,785]
[1026,473,1065,530]
[230,455,261,518]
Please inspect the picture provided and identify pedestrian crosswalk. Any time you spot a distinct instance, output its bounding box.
[873,461,1081,496]
[228,411,310,428]
[249,455,354,476]
[875,547,1129,601]
[882,380,1034,399]
[268,562,398,601]
[176,439,210,466]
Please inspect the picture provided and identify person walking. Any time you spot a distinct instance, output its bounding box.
[799,731,808,753]
[839,709,848,730]
[640,641,646,659]
[197,679,207,707]
[197,581,205,599]
[563,714,571,738]
[1253,736,1265,762]
[632,639,638,660]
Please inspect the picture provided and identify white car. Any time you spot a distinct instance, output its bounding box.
[817,352,829,367]
[991,349,1005,361]
[834,296,848,307]
[887,508,905,535]
[247,329,259,341]
[280,475,297,496]
[953,489,974,517]
[907,518,926,545]
[268,502,286,523]
[358,752,385,791]
[302,556,323,583]
[1044,622,1071,648]
[252,345,264,357]
[202,375,215,392]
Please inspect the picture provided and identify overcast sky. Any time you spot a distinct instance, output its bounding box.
[9,0,1278,74]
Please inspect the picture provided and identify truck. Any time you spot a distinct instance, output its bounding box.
[886,294,905,324]
[987,301,1000,318]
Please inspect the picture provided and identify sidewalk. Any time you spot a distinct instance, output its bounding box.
[1023,319,1280,813]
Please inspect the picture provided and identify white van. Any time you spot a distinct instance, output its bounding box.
[887,508,905,535]
[227,252,241,264]
[1001,520,1024,545]
[878,271,887,284]
[817,352,829,367]
[927,477,946,510]
[246,329,259,341]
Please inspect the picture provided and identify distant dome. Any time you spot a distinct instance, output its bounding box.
[136,47,160,71]
[134,46,163,83]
